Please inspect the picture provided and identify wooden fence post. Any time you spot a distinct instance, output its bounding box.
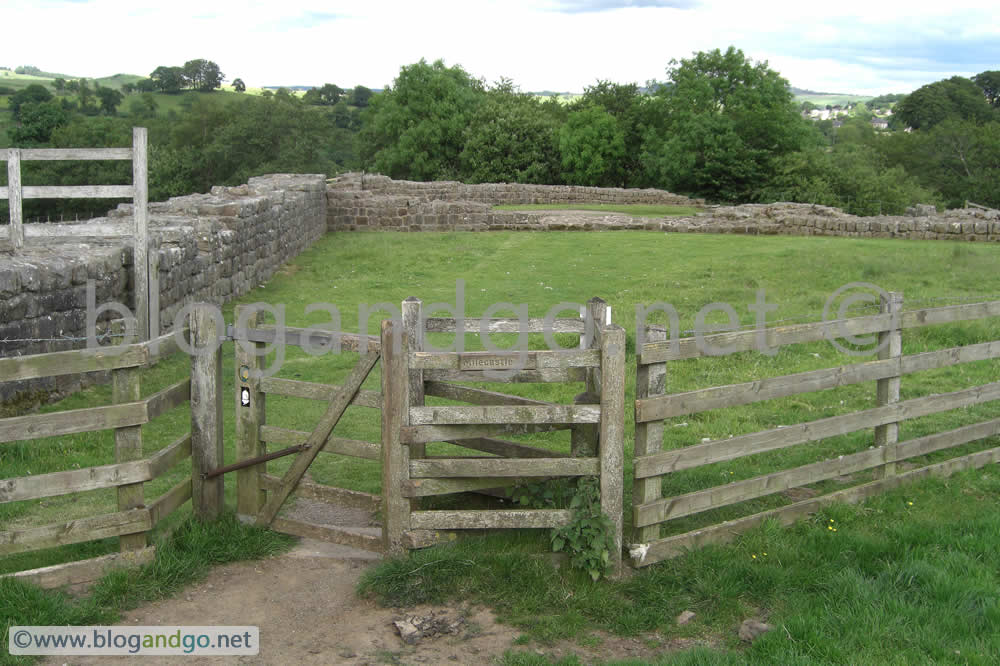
[7,148,23,250]
[874,291,903,479]
[113,366,146,550]
[633,324,667,544]
[235,306,266,520]
[132,127,149,341]
[599,323,626,575]
[402,297,425,462]
[381,319,411,555]
[572,297,608,457]
[191,305,224,520]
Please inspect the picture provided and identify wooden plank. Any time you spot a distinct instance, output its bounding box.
[874,292,903,479]
[634,380,1000,479]
[20,185,134,199]
[409,405,600,425]
[639,313,893,363]
[0,508,151,556]
[411,349,601,371]
[402,530,459,549]
[113,365,146,552]
[633,325,666,543]
[381,319,410,555]
[599,324,626,575]
[259,425,381,460]
[0,460,151,504]
[1,547,154,590]
[259,377,382,409]
[148,479,192,526]
[15,147,133,161]
[424,317,586,333]
[271,517,383,554]
[410,509,573,530]
[190,306,224,521]
[633,445,1000,567]
[402,476,527,498]
[7,148,23,249]
[423,381,552,407]
[0,402,148,444]
[635,446,888,527]
[235,325,380,354]
[444,437,569,459]
[0,345,149,383]
[638,301,1000,364]
[258,474,381,512]
[236,306,267,518]
[637,340,1000,421]
[636,417,1000,528]
[148,433,192,478]
[133,127,149,341]
[401,422,573,445]
[144,378,190,420]
[422,367,587,383]
[23,224,133,238]
[255,350,380,526]
[403,298,426,465]
[410,457,599,478]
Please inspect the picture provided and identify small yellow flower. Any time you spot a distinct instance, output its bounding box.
[907,501,913,506]
[763,552,767,556]
[828,525,833,530]
[730,471,735,475]
[752,554,757,559]
[829,519,835,523]
[833,528,838,532]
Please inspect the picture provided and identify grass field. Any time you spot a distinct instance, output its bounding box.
[494,204,702,217]
[3,231,1000,662]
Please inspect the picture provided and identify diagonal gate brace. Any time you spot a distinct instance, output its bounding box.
[255,351,380,527]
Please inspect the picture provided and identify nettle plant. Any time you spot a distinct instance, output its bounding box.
[510,477,615,581]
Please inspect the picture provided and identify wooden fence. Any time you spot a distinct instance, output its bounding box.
[231,305,385,554]
[0,327,196,588]
[1,128,153,340]
[631,294,1000,567]
[383,297,626,572]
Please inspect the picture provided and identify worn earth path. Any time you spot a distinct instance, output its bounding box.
[40,498,683,665]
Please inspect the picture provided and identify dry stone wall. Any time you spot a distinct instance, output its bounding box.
[0,174,326,407]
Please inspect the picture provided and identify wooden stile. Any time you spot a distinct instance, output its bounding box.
[381,319,411,555]
[190,306,224,521]
[235,307,267,518]
[874,292,903,479]
[633,324,666,543]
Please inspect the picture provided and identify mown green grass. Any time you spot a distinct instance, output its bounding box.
[3,231,1000,663]
[494,204,702,217]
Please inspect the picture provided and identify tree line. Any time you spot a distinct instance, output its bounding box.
[3,48,999,222]
[360,51,1000,213]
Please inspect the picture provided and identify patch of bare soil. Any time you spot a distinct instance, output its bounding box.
[44,497,710,665]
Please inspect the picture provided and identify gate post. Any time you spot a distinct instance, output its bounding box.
[235,305,267,519]
[633,324,667,544]
[381,319,411,555]
[874,291,903,479]
[599,322,626,575]
[402,297,425,464]
[572,297,608,457]
[191,305,224,520]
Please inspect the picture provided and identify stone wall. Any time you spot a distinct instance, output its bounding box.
[326,173,1000,240]
[0,174,326,408]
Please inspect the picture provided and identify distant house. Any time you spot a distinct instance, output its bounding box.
[832,120,844,129]
[871,117,889,130]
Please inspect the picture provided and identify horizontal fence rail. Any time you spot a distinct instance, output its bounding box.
[631,292,1000,568]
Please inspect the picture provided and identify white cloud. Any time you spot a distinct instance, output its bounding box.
[3,0,998,93]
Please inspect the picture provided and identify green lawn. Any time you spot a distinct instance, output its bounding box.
[3,231,1000,663]
[494,204,702,217]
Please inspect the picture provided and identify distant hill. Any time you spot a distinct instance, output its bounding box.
[0,70,146,92]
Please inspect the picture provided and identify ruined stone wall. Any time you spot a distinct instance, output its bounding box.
[0,174,327,407]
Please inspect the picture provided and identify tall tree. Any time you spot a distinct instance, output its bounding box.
[232,77,246,93]
[95,85,124,115]
[349,85,373,107]
[894,76,994,130]
[973,70,1000,108]
[359,59,485,180]
[150,66,185,93]
[9,84,53,119]
[641,46,810,202]
[559,106,626,187]
[574,80,646,187]
[304,83,342,106]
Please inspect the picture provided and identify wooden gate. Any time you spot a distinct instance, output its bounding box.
[231,306,385,554]
[381,297,626,573]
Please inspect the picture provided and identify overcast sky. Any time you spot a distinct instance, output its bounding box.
[4,0,998,95]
